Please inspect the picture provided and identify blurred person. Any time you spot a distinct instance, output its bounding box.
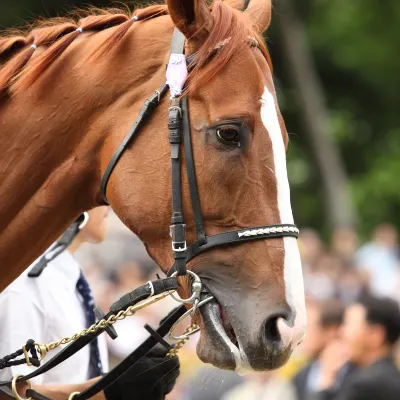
[314,296,400,400]
[0,208,109,387]
[298,228,324,271]
[292,299,344,400]
[336,267,367,305]
[0,208,179,400]
[331,227,358,264]
[355,223,400,297]
[303,257,337,300]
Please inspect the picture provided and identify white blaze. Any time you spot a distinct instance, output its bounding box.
[260,87,306,347]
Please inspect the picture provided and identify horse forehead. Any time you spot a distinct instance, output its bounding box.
[197,52,271,108]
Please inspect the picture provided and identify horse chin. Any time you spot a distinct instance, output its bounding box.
[197,295,293,373]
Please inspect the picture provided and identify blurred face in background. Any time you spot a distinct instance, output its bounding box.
[342,303,383,366]
[301,300,341,360]
[372,223,398,248]
[298,229,323,268]
[80,206,109,244]
[331,227,358,260]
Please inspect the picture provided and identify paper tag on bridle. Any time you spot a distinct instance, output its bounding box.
[166,54,188,98]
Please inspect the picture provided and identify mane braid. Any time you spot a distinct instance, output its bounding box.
[0,2,272,96]
[0,36,28,64]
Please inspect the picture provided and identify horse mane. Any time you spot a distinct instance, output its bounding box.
[0,1,271,96]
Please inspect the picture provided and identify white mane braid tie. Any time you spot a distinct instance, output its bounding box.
[166,53,188,98]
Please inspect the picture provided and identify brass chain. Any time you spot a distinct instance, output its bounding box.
[29,291,176,360]
[166,322,199,358]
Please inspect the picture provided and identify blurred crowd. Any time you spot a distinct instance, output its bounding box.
[76,213,400,400]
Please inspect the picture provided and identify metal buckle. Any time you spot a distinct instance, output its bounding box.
[172,241,187,252]
[155,90,161,102]
[168,106,182,117]
[22,342,48,366]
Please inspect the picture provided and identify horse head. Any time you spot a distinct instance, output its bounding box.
[105,0,306,372]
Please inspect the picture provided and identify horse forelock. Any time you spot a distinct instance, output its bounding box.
[0,1,272,97]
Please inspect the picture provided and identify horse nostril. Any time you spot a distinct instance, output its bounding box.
[263,309,293,344]
[263,314,282,342]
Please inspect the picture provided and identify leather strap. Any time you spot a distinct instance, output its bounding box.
[186,224,299,262]
[100,83,168,204]
[181,97,206,245]
[28,217,82,278]
[168,28,187,276]
[109,278,178,312]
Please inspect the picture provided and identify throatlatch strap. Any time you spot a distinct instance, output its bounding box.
[0,277,179,389]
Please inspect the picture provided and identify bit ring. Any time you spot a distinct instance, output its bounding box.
[11,375,32,400]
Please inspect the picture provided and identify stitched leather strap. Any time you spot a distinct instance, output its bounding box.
[186,224,299,262]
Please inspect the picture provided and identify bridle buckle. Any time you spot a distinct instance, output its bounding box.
[172,241,187,252]
[168,105,182,117]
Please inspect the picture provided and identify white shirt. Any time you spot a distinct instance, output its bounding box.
[0,251,108,385]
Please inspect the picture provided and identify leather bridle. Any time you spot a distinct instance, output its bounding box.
[0,28,300,400]
[100,28,299,279]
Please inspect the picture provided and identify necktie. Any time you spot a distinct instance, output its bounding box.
[76,270,103,378]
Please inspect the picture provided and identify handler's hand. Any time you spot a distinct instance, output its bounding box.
[104,345,180,400]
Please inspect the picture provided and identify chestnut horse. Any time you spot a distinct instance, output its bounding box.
[0,0,306,372]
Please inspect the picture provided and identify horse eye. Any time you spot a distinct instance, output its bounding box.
[216,125,241,146]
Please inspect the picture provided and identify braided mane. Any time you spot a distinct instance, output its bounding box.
[0,1,270,96]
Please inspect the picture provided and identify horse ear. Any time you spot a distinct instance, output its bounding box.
[166,0,213,40]
[245,0,272,33]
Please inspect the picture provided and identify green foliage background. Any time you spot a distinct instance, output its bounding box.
[1,0,399,239]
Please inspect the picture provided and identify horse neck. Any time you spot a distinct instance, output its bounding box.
[0,18,171,289]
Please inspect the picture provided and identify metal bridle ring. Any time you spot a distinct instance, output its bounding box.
[169,296,214,341]
[11,375,32,400]
[68,392,80,400]
[169,270,201,304]
[78,212,89,230]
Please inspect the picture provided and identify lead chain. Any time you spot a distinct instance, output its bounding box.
[166,322,199,358]
[27,291,175,361]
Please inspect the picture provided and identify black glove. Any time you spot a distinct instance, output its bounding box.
[104,345,180,400]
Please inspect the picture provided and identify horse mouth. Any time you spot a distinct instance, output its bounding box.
[218,303,238,346]
[197,294,249,372]
[196,292,294,372]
